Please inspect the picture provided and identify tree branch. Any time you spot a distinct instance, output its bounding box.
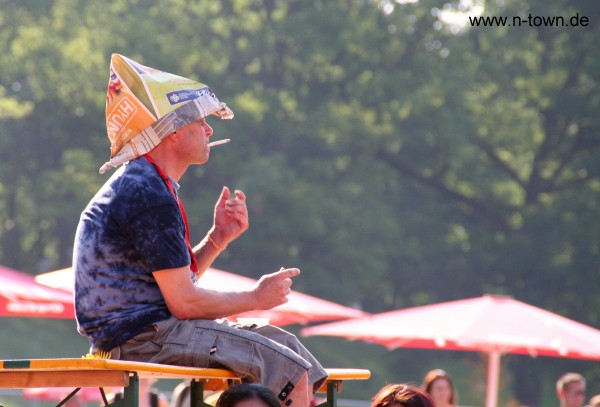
[377,149,512,232]
[473,137,527,189]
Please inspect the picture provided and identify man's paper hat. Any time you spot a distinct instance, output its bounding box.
[100,54,234,174]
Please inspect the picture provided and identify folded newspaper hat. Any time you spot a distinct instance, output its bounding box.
[100,54,234,174]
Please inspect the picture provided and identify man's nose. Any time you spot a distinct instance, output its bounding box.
[204,122,213,137]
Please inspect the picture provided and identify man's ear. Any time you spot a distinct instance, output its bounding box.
[165,130,180,144]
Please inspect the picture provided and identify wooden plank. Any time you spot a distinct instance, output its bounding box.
[103,360,239,379]
[0,370,129,388]
[0,360,371,407]
[323,369,371,380]
[0,360,370,392]
[317,369,371,393]
[0,360,370,380]
[1,359,239,380]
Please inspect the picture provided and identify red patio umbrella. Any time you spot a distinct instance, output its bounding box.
[301,294,600,407]
[36,267,367,326]
[0,264,74,319]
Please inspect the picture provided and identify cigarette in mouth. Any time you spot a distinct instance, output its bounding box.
[207,139,231,147]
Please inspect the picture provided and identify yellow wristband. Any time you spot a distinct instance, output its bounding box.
[208,234,226,251]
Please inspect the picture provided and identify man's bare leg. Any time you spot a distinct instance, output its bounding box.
[283,372,310,407]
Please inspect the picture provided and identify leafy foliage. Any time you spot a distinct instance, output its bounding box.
[0,0,598,404]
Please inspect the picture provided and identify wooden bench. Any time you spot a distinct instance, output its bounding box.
[0,358,370,407]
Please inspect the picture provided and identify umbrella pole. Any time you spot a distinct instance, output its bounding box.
[486,350,502,407]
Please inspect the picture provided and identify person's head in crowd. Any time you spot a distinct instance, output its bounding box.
[371,384,435,407]
[588,394,600,407]
[215,383,280,407]
[421,369,455,407]
[556,372,586,407]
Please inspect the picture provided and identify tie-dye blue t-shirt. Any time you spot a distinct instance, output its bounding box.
[73,157,191,351]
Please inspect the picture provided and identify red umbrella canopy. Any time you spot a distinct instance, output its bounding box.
[36,267,366,326]
[301,294,600,359]
[0,264,74,319]
[302,294,600,407]
[196,267,368,325]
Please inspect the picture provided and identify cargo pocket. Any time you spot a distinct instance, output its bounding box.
[207,330,257,380]
[186,327,218,368]
[154,319,217,367]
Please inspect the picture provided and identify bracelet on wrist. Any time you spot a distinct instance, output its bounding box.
[208,234,226,251]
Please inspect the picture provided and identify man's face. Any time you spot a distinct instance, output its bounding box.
[561,381,586,407]
[177,118,214,164]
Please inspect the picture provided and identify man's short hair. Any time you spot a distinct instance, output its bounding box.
[556,372,586,393]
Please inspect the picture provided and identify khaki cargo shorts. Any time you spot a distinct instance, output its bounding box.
[112,317,327,401]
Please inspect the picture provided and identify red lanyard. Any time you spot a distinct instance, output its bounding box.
[143,155,199,273]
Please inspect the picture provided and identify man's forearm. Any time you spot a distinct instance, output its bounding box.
[173,287,258,320]
[192,232,226,278]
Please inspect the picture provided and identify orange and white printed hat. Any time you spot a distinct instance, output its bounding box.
[100,54,234,174]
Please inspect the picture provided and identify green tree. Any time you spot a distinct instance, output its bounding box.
[0,0,598,404]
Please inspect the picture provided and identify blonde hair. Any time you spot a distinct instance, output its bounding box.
[556,372,585,394]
